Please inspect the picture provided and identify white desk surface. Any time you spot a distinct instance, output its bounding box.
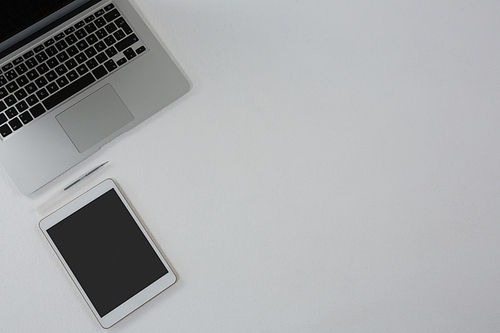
[2,0,500,332]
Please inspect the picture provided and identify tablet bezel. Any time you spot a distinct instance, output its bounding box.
[39,178,177,328]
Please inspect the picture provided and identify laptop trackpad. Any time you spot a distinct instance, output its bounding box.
[56,84,134,153]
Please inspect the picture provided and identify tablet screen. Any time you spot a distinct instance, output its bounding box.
[47,188,168,317]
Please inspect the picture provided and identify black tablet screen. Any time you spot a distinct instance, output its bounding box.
[47,189,168,317]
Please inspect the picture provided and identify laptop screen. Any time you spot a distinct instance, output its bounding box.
[1,0,76,45]
[0,0,99,58]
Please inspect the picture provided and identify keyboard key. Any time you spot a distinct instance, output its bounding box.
[104,3,115,11]
[113,29,125,41]
[104,9,120,22]
[2,63,13,72]
[46,46,58,57]
[136,46,146,54]
[0,124,12,137]
[15,64,28,75]
[92,65,107,79]
[5,69,17,80]
[6,107,17,118]
[67,70,78,81]
[76,40,89,51]
[4,84,15,95]
[65,58,78,69]
[25,58,38,69]
[26,95,39,106]
[13,57,23,65]
[35,76,48,88]
[6,82,19,93]
[55,40,68,51]
[14,88,27,100]
[19,111,34,124]
[95,28,107,39]
[75,21,85,29]
[0,87,7,98]
[36,88,49,100]
[105,46,117,57]
[95,17,106,28]
[86,58,98,69]
[35,77,48,88]
[42,73,95,110]
[123,47,136,60]
[65,34,78,45]
[104,35,116,46]
[116,57,126,66]
[56,76,69,87]
[15,75,29,87]
[84,46,97,58]
[104,59,117,72]
[36,63,49,74]
[46,82,59,93]
[75,28,87,39]
[115,34,138,51]
[35,51,48,62]
[85,22,97,34]
[115,18,133,35]
[76,64,89,75]
[64,26,75,35]
[105,22,117,34]
[45,70,57,82]
[34,45,45,53]
[23,50,34,59]
[55,64,68,76]
[47,57,59,69]
[30,103,46,118]
[0,100,5,112]
[25,83,37,94]
[9,118,22,131]
[15,100,28,112]
[0,112,7,124]
[121,22,134,35]
[95,9,105,17]
[67,45,79,57]
[94,41,106,52]
[54,32,65,41]
[86,33,98,45]
[75,53,88,64]
[0,75,6,86]
[4,95,17,106]
[85,15,95,23]
[44,38,55,46]
[34,44,45,53]
[96,52,108,63]
[56,51,69,62]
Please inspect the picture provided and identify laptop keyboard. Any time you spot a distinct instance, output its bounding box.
[0,2,146,139]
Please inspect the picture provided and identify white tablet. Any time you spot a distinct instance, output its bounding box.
[39,179,177,328]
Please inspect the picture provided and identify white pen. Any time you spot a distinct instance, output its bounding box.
[37,161,109,214]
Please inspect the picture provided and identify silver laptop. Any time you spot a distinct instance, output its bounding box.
[0,0,190,194]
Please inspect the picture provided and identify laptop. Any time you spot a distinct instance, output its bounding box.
[0,0,190,195]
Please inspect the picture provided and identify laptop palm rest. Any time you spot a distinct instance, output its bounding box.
[56,84,134,153]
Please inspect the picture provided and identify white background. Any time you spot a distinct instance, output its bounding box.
[2,0,500,332]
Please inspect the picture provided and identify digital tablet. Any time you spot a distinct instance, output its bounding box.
[39,179,177,328]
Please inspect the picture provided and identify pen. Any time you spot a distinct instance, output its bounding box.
[63,161,108,191]
[37,161,109,214]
